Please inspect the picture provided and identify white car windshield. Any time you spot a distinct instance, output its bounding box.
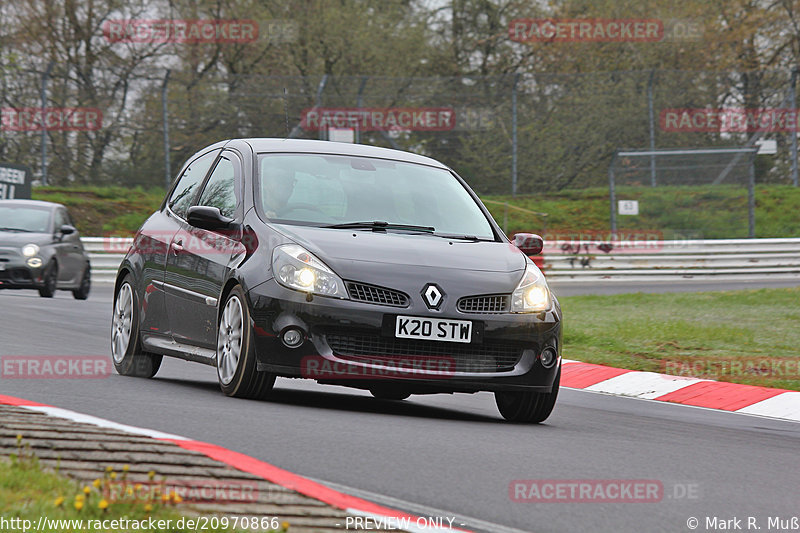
[257,153,495,240]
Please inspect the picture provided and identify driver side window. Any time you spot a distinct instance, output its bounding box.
[197,157,238,219]
[168,150,220,218]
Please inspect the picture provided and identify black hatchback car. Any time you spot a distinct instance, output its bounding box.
[112,139,562,422]
[0,200,91,299]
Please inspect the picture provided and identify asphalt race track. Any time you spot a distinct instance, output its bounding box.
[2,283,799,533]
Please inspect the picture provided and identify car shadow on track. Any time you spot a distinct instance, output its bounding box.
[153,376,508,424]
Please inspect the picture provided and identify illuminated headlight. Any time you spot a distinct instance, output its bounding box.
[26,257,43,268]
[272,244,348,298]
[510,263,552,313]
[21,244,40,257]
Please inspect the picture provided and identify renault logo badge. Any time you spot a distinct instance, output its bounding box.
[422,283,444,310]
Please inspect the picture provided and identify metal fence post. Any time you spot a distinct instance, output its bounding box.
[511,73,519,196]
[40,61,54,186]
[647,69,657,187]
[748,152,756,238]
[791,68,798,187]
[609,153,617,234]
[161,69,171,189]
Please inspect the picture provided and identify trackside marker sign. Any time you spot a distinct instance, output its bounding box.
[0,162,31,200]
[301,107,456,131]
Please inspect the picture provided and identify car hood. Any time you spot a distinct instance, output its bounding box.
[275,224,526,273]
[0,231,52,248]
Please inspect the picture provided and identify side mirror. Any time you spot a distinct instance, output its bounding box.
[60,224,76,235]
[513,233,544,256]
[187,206,234,231]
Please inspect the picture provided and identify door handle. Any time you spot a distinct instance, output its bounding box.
[170,240,184,254]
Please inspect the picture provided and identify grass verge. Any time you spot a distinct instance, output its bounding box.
[25,184,800,238]
[0,443,282,533]
[559,287,800,391]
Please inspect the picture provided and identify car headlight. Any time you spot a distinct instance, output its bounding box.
[272,244,348,298]
[21,244,40,257]
[510,263,552,313]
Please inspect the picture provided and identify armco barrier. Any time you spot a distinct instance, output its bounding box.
[541,238,800,280]
[83,237,800,284]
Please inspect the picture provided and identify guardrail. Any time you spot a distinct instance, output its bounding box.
[83,237,800,284]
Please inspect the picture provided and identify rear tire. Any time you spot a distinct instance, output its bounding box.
[38,261,57,298]
[495,368,560,423]
[72,265,91,300]
[216,285,275,399]
[111,275,162,378]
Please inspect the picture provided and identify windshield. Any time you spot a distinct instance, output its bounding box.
[0,205,51,232]
[257,153,495,240]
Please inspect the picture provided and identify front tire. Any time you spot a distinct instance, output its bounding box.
[216,285,275,399]
[495,368,560,423]
[38,261,57,298]
[111,275,162,378]
[72,265,91,300]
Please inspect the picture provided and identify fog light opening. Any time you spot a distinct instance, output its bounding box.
[540,347,557,369]
[281,327,305,348]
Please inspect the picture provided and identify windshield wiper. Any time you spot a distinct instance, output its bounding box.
[434,233,493,241]
[0,227,31,232]
[324,221,435,233]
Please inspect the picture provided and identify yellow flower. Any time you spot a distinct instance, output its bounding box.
[16,434,22,444]
[98,499,109,510]
[54,496,65,507]
[105,466,113,473]
[147,471,155,480]
[161,493,169,503]
[144,504,152,513]
[109,472,117,480]
[75,494,85,502]
[83,486,91,495]
[92,479,102,489]
[126,487,134,496]
[122,464,130,472]
[74,501,83,511]
[171,492,183,504]
[282,521,290,531]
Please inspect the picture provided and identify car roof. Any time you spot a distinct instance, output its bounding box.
[0,199,60,209]
[235,138,449,169]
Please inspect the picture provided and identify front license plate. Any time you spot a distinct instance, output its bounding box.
[395,316,472,343]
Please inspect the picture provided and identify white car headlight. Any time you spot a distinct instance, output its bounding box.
[510,263,552,313]
[21,244,40,257]
[272,244,348,298]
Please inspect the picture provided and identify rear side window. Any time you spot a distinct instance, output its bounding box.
[197,157,238,218]
[168,150,220,218]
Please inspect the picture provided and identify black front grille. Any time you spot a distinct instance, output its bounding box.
[0,268,32,282]
[457,294,510,314]
[347,282,409,307]
[326,333,523,373]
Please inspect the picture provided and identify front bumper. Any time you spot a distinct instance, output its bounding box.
[247,279,562,393]
[0,258,44,289]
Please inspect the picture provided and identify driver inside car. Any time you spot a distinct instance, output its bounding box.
[261,166,297,218]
